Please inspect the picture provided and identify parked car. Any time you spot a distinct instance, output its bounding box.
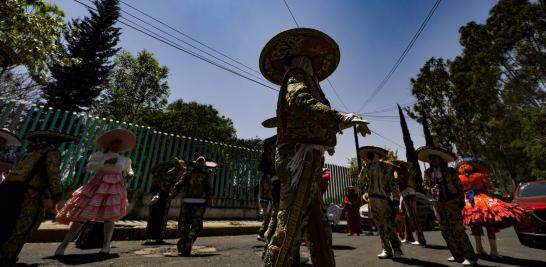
[513,180,546,249]
[359,192,436,230]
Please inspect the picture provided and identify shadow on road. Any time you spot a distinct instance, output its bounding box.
[43,253,120,265]
[423,244,448,250]
[482,255,546,267]
[14,264,39,267]
[332,245,356,250]
[394,258,450,267]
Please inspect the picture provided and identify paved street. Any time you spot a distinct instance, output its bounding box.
[17,228,545,267]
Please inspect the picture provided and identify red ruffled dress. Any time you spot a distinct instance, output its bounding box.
[458,165,523,229]
[56,151,133,224]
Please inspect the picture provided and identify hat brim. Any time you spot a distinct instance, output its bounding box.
[0,129,22,146]
[259,28,340,85]
[96,128,136,153]
[189,157,218,168]
[416,146,456,163]
[457,158,491,174]
[358,146,388,160]
[261,117,277,128]
[25,130,78,143]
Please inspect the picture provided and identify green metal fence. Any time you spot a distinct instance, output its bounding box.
[0,99,355,204]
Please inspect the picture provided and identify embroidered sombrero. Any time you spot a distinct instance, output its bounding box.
[261,117,277,128]
[416,146,456,163]
[457,157,491,174]
[189,156,217,168]
[96,128,136,153]
[0,128,22,146]
[259,28,340,85]
[358,146,388,160]
[25,129,79,143]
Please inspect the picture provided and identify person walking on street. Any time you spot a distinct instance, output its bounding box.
[418,146,477,266]
[169,156,216,256]
[358,146,403,259]
[0,130,77,265]
[261,28,371,267]
[55,128,136,256]
[143,159,185,245]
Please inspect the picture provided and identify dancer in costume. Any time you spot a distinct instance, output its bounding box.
[358,146,403,259]
[0,128,22,183]
[343,186,362,236]
[390,160,426,246]
[170,156,216,256]
[457,157,523,258]
[143,159,185,245]
[0,130,78,264]
[55,128,136,256]
[261,28,370,267]
[418,146,477,266]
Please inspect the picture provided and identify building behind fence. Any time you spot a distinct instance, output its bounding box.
[0,99,356,210]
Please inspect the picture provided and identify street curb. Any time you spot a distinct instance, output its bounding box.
[30,225,261,243]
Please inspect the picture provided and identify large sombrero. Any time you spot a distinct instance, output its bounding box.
[358,146,388,160]
[259,28,340,85]
[189,156,217,168]
[416,146,456,163]
[456,157,491,174]
[0,128,22,146]
[96,128,136,153]
[25,129,79,143]
[386,160,409,170]
[261,117,277,128]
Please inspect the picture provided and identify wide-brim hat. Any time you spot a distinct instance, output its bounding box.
[389,160,409,169]
[457,157,491,174]
[261,117,277,128]
[259,28,340,85]
[96,128,136,153]
[358,146,388,160]
[0,128,22,146]
[26,129,79,143]
[416,146,456,163]
[189,156,217,168]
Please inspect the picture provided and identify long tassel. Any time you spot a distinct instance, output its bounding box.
[286,144,324,190]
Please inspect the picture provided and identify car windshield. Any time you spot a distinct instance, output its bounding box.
[518,182,546,198]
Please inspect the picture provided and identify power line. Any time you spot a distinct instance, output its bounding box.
[326,79,350,112]
[72,0,279,92]
[361,101,416,115]
[370,129,405,149]
[117,4,272,85]
[119,0,262,76]
[356,0,442,113]
[283,0,300,27]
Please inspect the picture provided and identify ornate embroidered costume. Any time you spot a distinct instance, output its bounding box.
[0,130,77,265]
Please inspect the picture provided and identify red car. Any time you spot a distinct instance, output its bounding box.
[513,180,546,249]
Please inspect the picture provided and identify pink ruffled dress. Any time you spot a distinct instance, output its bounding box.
[56,151,133,224]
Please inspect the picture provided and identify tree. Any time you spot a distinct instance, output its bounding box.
[142,99,237,142]
[406,57,456,151]
[0,70,41,101]
[398,104,423,192]
[94,49,169,122]
[408,0,546,184]
[43,0,121,112]
[0,0,65,83]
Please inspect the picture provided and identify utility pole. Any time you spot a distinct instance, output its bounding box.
[353,125,362,171]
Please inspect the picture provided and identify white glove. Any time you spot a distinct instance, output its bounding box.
[339,113,371,137]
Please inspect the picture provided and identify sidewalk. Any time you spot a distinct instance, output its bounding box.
[31,220,348,243]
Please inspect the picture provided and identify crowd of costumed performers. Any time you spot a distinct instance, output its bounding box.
[457,157,525,258]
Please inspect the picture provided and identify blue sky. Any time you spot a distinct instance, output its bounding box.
[49,0,497,165]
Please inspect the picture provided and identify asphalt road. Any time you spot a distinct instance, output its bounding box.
[16,228,546,267]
